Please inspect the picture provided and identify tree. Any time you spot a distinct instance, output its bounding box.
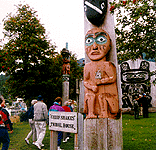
[69,54,84,100]
[0,4,56,100]
[109,0,155,63]
[0,4,83,106]
[0,74,10,98]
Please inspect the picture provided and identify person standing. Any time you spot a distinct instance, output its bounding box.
[34,95,48,150]
[68,99,73,112]
[141,93,149,118]
[49,97,65,150]
[0,95,13,150]
[138,94,143,116]
[0,97,12,127]
[25,99,37,145]
[133,96,140,119]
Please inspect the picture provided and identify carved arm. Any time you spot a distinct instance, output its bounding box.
[84,81,98,93]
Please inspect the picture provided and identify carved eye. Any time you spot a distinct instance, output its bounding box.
[101,2,105,10]
[96,36,107,44]
[85,37,94,46]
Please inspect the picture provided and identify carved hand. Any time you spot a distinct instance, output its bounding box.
[92,86,98,93]
[96,80,102,85]
[100,76,113,84]
[101,78,108,84]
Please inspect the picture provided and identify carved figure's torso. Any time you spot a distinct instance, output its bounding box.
[84,60,118,96]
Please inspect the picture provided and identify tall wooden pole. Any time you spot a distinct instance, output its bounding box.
[62,81,69,104]
[61,44,70,105]
[84,0,123,149]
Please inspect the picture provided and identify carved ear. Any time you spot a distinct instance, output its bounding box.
[139,61,149,71]
[120,62,130,73]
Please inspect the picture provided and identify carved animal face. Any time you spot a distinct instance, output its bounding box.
[85,28,111,61]
[120,61,150,83]
[84,0,107,26]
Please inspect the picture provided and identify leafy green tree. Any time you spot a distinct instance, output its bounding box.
[109,0,155,63]
[0,4,56,101]
[69,54,84,100]
[0,75,10,98]
[40,54,63,108]
[0,4,83,106]
[33,53,83,108]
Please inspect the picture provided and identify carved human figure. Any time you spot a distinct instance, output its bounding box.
[84,27,119,119]
[62,58,70,75]
[61,48,70,75]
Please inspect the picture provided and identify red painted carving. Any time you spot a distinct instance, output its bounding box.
[61,48,70,75]
[84,27,120,119]
[62,58,70,75]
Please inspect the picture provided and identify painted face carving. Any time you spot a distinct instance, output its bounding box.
[84,0,107,26]
[85,28,111,61]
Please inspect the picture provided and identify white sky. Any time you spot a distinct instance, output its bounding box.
[0,0,85,59]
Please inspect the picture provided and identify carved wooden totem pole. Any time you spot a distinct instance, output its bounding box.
[61,48,70,78]
[83,0,122,149]
[84,27,119,119]
[61,47,70,104]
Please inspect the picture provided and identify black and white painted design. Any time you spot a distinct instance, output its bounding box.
[120,61,152,108]
[84,0,107,26]
[121,61,150,83]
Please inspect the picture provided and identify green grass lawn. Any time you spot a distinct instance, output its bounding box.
[122,113,156,150]
[0,113,156,150]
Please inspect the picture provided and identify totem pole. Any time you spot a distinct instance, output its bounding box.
[61,44,70,104]
[84,0,122,149]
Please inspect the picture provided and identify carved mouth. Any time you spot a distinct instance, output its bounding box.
[91,51,100,55]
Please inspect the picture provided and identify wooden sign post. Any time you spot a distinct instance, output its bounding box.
[49,112,78,150]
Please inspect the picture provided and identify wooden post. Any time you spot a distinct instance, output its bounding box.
[79,80,85,114]
[78,112,84,150]
[50,131,58,150]
[74,133,78,150]
[62,81,69,104]
[61,47,70,105]
[84,0,123,149]
[84,119,108,149]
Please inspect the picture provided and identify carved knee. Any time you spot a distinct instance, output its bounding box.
[109,101,119,113]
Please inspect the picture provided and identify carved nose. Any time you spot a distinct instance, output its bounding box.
[93,42,98,50]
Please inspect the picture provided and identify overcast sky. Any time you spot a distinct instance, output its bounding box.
[0,0,85,59]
